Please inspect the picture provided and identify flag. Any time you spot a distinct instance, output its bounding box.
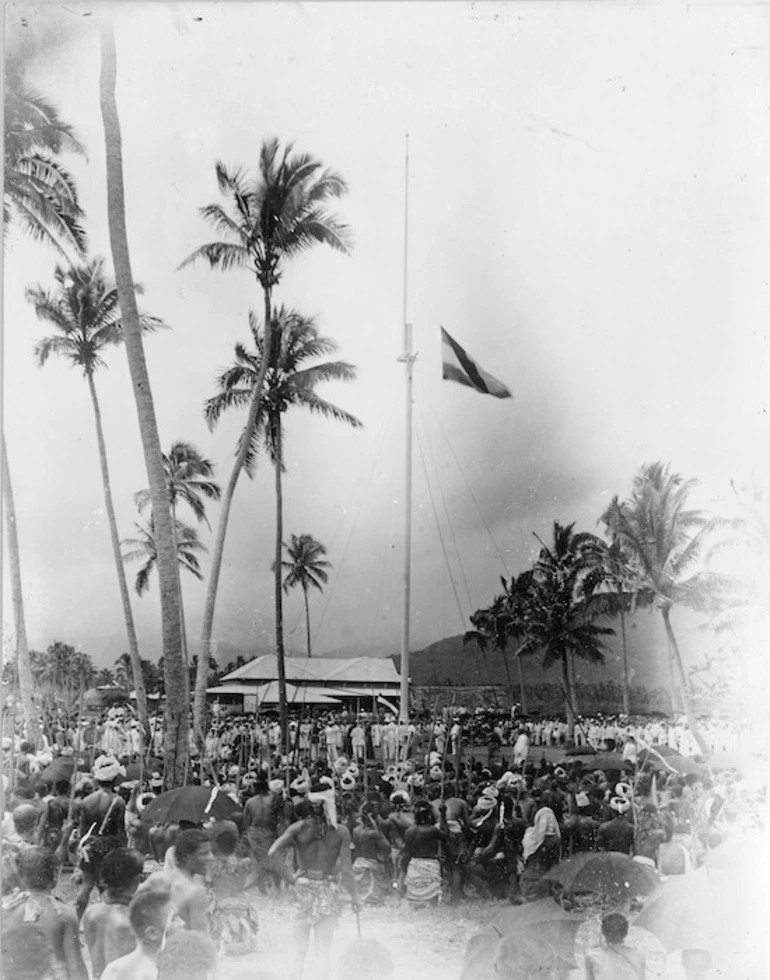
[440,327,512,398]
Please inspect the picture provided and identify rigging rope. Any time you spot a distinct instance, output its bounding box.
[311,405,396,647]
[417,380,511,577]
[414,416,467,632]
[416,399,474,611]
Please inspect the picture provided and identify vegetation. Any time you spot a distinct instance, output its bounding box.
[280,533,332,658]
[180,138,351,736]
[100,24,188,786]
[27,258,166,739]
[3,63,87,746]
[205,308,361,745]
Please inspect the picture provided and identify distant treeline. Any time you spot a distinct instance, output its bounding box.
[412,680,690,716]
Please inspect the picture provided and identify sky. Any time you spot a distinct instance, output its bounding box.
[3,1,770,670]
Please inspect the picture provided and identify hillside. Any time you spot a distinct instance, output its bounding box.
[401,607,717,693]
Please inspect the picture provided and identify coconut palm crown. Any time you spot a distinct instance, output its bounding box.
[4,65,87,257]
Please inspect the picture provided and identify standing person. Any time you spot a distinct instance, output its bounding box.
[100,888,176,980]
[1,846,88,980]
[519,807,562,902]
[299,717,312,762]
[75,757,127,919]
[81,848,144,978]
[382,717,398,768]
[351,719,366,763]
[324,717,342,764]
[370,716,383,762]
[585,913,646,979]
[398,798,448,905]
[597,796,635,855]
[242,776,284,892]
[268,779,361,980]
[36,779,70,851]
[512,729,530,770]
[146,829,212,933]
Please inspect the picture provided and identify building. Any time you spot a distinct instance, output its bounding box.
[207,655,401,713]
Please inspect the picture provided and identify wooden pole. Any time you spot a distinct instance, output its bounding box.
[68,687,85,820]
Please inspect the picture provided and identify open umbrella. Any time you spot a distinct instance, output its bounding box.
[543,852,659,903]
[37,756,90,784]
[140,786,240,825]
[562,752,629,771]
[461,899,583,980]
[565,745,596,756]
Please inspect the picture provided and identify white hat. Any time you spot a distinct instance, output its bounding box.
[93,756,121,782]
[430,765,443,781]
[136,791,157,813]
[340,772,356,791]
[610,796,631,814]
[269,779,284,794]
[475,796,496,812]
[481,786,499,801]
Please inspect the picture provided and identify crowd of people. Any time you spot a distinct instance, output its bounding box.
[1,702,766,980]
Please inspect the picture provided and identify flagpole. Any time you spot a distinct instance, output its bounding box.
[398,134,414,723]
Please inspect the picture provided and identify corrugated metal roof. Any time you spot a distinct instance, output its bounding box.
[221,655,400,685]
[207,681,340,704]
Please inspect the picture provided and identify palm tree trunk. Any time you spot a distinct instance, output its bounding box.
[303,584,312,658]
[169,505,190,703]
[568,652,580,715]
[273,419,289,754]
[1,434,40,745]
[516,653,527,715]
[99,24,187,787]
[562,653,575,740]
[620,608,630,715]
[194,283,275,733]
[85,371,149,741]
[661,605,710,758]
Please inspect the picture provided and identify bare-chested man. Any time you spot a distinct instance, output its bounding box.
[81,848,143,977]
[269,779,360,980]
[145,829,211,933]
[431,783,470,901]
[585,913,646,980]
[242,776,286,891]
[76,757,127,919]
[398,798,448,905]
[351,800,393,904]
[381,789,414,849]
[2,846,88,980]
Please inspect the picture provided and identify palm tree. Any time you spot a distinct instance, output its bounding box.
[179,139,351,734]
[135,441,220,699]
[27,258,166,740]
[100,23,187,785]
[122,516,206,595]
[518,522,614,739]
[205,308,361,746]
[3,68,86,746]
[465,572,535,712]
[601,462,729,757]
[114,652,132,691]
[595,539,655,715]
[4,61,87,257]
[279,534,331,658]
[96,668,116,688]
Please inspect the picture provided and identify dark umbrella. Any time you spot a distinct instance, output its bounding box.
[140,786,241,825]
[565,745,596,756]
[461,899,583,980]
[561,752,629,771]
[37,756,90,784]
[543,852,659,903]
